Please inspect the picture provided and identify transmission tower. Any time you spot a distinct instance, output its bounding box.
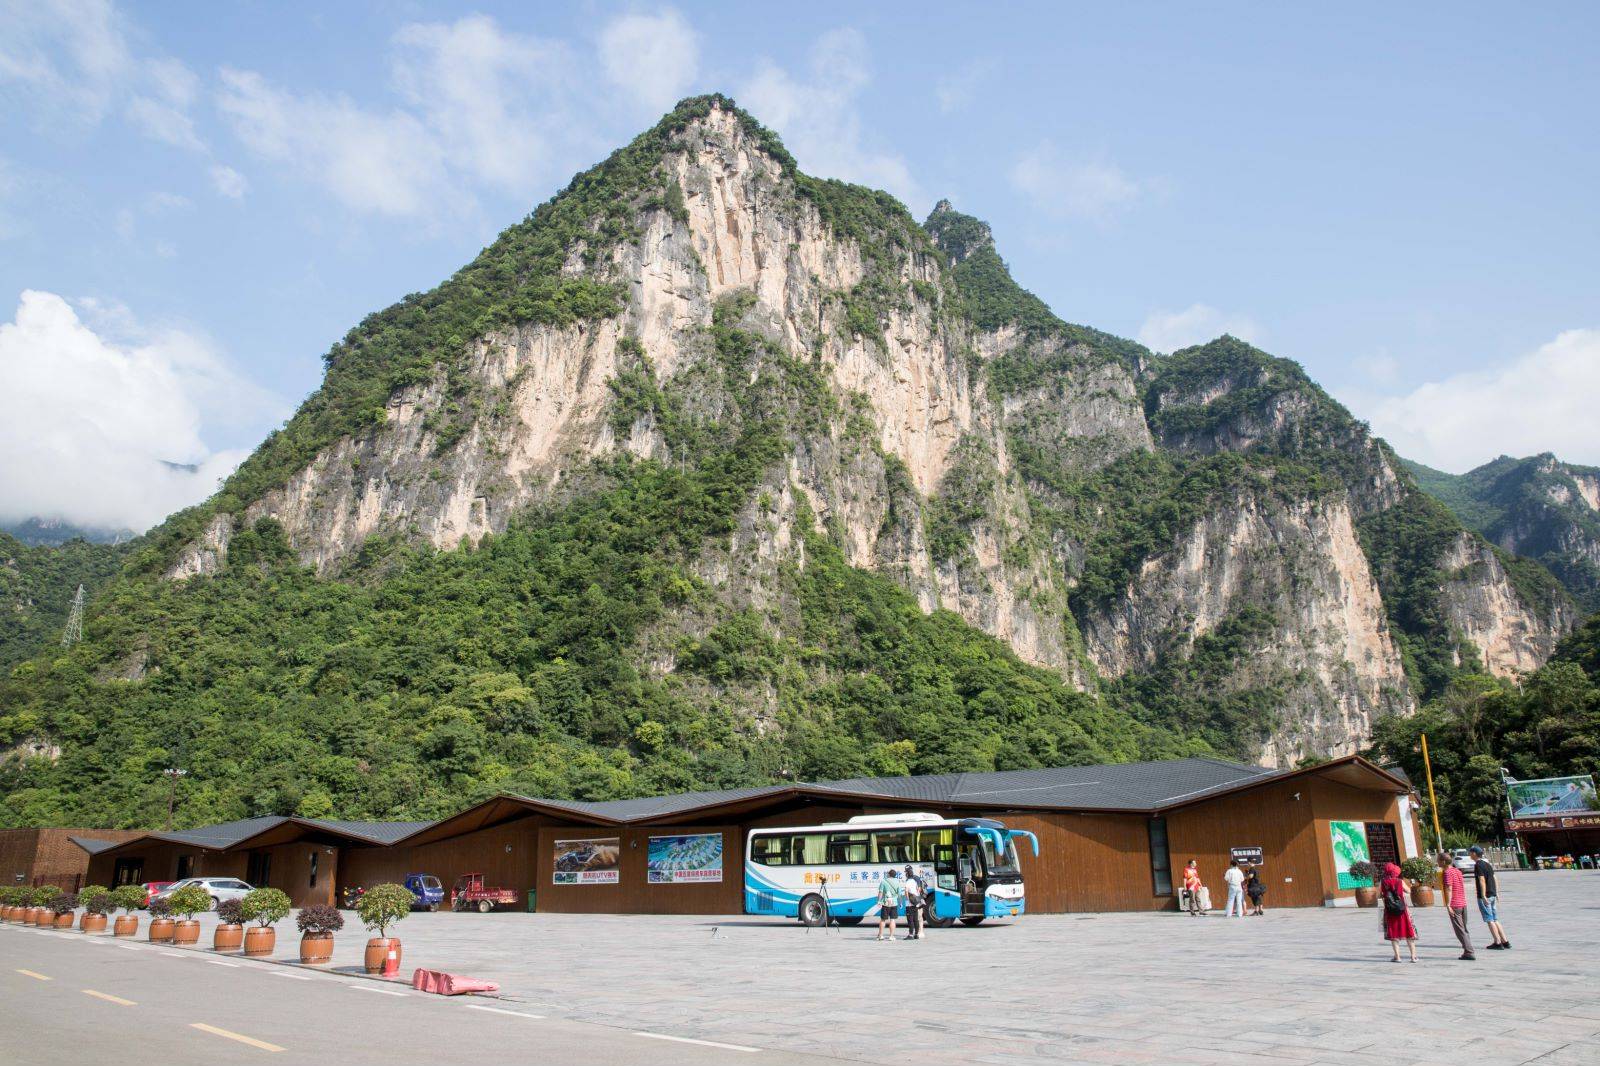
[61,584,85,647]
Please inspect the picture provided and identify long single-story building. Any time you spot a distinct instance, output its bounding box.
[80,755,1421,912]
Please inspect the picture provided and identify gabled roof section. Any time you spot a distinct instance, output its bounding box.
[68,836,125,855]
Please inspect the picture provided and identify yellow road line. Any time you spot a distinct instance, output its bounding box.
[83,989,136,1006]
[16,969,51,981]
[190,1023,284,1052]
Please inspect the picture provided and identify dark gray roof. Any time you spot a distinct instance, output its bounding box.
[68,837,125,855]
[305,819,433,845]
[501,757,1285,824]
[162,816,286,849]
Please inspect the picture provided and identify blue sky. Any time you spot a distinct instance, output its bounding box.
[2,2,1597,530]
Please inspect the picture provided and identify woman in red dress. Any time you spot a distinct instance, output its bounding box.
[1379,861,1419,963]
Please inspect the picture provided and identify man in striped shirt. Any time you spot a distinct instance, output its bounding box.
[1438,851,1475,960]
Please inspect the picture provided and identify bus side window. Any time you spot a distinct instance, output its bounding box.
[873,830,913,863]
[798,834,827,864]
[917,828,950,862]
[751,835,787,866]
[827,833,869,864]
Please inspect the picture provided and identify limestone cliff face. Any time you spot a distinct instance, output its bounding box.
[1438,533,1578,676]
[161,98,1575,766]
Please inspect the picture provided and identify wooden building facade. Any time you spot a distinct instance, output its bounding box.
[82,756,1419,914]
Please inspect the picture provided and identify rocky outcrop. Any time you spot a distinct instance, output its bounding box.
[1438,533,1578,676]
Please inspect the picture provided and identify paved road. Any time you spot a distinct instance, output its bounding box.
[0,922,827,1066]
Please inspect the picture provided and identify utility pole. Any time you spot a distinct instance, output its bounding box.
[61,584,84,647]
[163,767,187,830]
[1420,733,1445,854]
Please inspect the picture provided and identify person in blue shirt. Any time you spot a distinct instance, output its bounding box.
[875,869,903,941]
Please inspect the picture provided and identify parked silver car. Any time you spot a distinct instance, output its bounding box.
[151,877,254,909]
[1451,849,1476,873]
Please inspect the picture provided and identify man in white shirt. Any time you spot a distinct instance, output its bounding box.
[901,865,924,940]
[1223,859,1246,918]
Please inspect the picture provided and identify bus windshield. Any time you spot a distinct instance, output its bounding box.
[981,837,1020,878]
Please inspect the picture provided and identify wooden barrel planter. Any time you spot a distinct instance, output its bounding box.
[148,917,175,942]
[172,920,201,946]
[243,927,276,958]
[213,923,244,953]
[81,913,108,934]
[113,915,139,937]
[299,932,335,965]
[1353,886,1379,908]
[53,912,75,929]
[364,938,401,975]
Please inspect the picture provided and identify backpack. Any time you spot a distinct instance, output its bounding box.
[1382,885,1406,916]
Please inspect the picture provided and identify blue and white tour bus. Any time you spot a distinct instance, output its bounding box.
[744,812,1038,926]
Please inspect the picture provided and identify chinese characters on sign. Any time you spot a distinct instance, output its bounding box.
[646,833,723,884]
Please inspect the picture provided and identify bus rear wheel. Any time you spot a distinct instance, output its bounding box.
[798,894,827,927]
[925,915,955,928]
[960,917,985,926]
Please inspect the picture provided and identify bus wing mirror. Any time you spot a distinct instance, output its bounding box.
[1007,830,1039,857]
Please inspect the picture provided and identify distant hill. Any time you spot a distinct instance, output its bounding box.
[0,531,133,668]
[1405,455,1600,612]
[1,518,135,547]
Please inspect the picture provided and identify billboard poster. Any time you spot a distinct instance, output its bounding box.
[1329,820,1371,889]
[1506,775,1599,819]
[552,837,620,884]
[1231,846,1264,867]
[647,833,723,884]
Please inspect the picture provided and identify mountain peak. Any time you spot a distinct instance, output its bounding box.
[924,200,994,263]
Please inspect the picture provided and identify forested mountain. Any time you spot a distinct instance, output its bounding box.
[0,532,131,670]
[0,97,1577,828]
[1407,455,1600,612]
[1,518,134,547]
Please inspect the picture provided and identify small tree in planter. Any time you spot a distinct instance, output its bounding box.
[146,896,176,941]
[355,883,412,975]
[109,885,146,937]
[166,884,212,945]
[238,887,291,957]
[32,885,62,925]
[1400,857,1438,906]
[1347,861,1380,907]
[213,897,246,953]
[48,892,79,928]
[295,903,345,965]
[0,885,21,921]
[79,885,112,933]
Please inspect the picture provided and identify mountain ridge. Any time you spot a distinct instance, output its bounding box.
[0,96,1577,828]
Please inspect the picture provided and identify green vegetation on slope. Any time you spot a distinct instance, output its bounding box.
[0,534,132,670]
[1367,613,1600,842]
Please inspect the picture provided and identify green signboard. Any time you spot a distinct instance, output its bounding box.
[1329,820,1371,889]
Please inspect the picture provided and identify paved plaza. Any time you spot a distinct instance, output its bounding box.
[5,871,1597,1064]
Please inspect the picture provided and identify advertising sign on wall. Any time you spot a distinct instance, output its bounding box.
[1230,846,1264,867]
[1329,820,1371,889]
[1506,775,1598,819]
[552,837,620,884]
[647,833,723,884]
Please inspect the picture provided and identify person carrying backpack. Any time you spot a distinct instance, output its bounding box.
[875,870,904,942]
[1379,862,1418,963]
[1245,866,1266,915]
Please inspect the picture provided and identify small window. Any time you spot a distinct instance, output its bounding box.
[873,830,914,863]
[1147,817,1172,897]
[309,852,318,888]
[916,828,951,861]
[750,835,788,866]
[827,833,870,864]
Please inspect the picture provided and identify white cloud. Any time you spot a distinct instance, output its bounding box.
[1137,304,1264,354]
[216,67,446,217]
[598,9,699,112]
[208,164,247,199]
[0,290,286,532]
[1,0,207,154]
[738,28,919,206]
[218,15,584,217]
[1011,142,1143,221]
[1347,328,1600,472]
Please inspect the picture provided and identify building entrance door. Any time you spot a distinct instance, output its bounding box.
[112,858,144,886]
[1365,822,1399,868]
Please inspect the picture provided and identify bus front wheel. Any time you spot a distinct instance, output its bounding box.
[925,915,955,928]
[798,894,827,927]
[959,917,985,927]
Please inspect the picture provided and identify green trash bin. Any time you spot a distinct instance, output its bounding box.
[526,888,537,913]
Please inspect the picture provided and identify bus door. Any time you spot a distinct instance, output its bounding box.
[957,842,986,916]
[931,843,961,920]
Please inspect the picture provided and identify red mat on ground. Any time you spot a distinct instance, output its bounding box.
[411,968,501,996]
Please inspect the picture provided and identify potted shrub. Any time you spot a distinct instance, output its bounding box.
[1400,857,1437,906]
[239,887,291,957]
[79,885,112,933]
[213,897,245,952]
[146,897,176,942]
[296,903,344,965]
[0,885,21,921]
[355,883,411,975]
[31,885,61,925]
[167,884,211,945]
[1348,861,1380,907]
[47,891,78,928]
[110,885,145,937]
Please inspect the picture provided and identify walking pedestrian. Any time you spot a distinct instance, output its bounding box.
[1245,866,1266,915]
[1437,850,1474,960]
[902,865,924,940]
[1223,859,1246,918]
[876,869,903,942]
[1182,860,1204,916]
[1379,862,1419,963]
[1469,846,1511,950]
